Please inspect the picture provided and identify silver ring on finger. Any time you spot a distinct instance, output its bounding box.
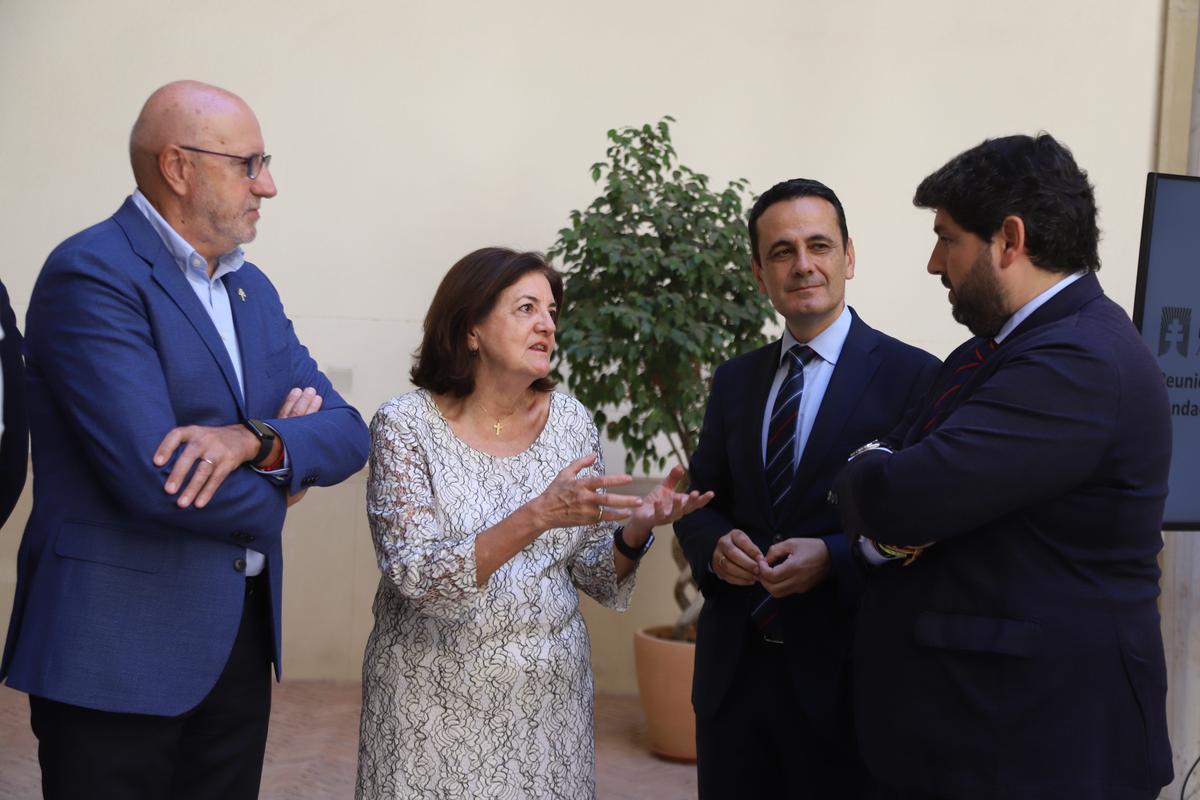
[200,456,216,466]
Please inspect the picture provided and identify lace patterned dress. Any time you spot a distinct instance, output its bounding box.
[356,389,636,799]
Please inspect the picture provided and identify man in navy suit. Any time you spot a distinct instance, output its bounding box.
[837,134,1173,799]
[1,81,370,799]
[674,179,938,798]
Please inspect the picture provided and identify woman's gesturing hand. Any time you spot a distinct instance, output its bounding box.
[624,464,713,538]
[529,453,643,530]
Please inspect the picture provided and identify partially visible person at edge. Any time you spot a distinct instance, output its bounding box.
[355,246,713,799]
[674,178,939,799]
[0,278,28,529]
[837,133,1173,799]
[1,80,370,800]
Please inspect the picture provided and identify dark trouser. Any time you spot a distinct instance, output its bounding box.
[869,787,947,800]
[30,575,273,800]
[696,633,865,800]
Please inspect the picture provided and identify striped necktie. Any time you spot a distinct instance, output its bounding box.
[765,344,815,509]
[751,344,815,643]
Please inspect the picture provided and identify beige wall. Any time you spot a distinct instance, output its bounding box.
[0,0,1167,697]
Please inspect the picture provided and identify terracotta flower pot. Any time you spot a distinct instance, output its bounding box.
[633,625,697,761]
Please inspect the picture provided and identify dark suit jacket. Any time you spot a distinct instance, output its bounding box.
[674,309,938,732]
[1,197,371,716]
[0,280,28,528]
[837,273,1173,799]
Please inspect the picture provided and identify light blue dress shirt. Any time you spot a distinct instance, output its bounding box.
[761,304,853,468]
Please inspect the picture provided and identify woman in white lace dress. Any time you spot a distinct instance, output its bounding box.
[356,248,711,799]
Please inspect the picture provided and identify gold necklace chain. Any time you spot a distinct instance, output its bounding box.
[474,398,520,436]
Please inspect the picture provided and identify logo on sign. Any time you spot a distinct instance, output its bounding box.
[1159,306,1192,357]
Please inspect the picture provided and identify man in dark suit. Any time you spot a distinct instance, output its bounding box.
[0,279,28,528]
[1,81,370,799]
[674,178,939,798]
[837,134,1173,799]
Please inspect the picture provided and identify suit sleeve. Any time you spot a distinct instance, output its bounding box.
[0,281,27,528]
[837,341,1117,546]
[254,281,369,494]
[673,363,737,598]
[821,350,939,599]
[27,245,288,544]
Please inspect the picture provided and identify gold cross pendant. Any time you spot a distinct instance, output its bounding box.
[493,421,504,436]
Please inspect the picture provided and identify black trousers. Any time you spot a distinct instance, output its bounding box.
[696,633,865,800]
[29,575,273,800]
[869,788,947,800]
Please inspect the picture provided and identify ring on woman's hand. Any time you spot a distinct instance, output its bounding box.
[201,457,215,466]
[596,506,604,523]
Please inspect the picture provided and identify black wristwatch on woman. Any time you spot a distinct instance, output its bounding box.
[613,527,654,561]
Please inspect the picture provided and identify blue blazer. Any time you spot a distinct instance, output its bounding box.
[674,309,937,731]
[837,273,1174,798]
[1,197,370,716]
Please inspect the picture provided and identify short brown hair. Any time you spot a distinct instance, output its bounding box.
[411,247,563,397]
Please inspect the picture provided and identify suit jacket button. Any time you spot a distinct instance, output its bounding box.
[233,558,247,573]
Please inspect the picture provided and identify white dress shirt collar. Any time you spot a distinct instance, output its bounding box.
[779,304,853,367]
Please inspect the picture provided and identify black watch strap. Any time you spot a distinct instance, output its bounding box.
[242,418,276,465]
[613,527,654,561]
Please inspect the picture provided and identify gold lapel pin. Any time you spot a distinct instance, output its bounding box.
[237,288,247,302]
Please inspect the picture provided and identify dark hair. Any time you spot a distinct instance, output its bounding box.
[913,133,1100,274]
[411,247,563,397]
[747,178,849,259]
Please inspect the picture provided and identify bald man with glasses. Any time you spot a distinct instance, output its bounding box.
[1,80,369,800]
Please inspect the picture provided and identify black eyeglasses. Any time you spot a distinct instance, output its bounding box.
[179,145,272,180]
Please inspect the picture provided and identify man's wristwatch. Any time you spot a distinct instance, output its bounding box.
[614,527,654,561]
[847,439,894,461]
[242,418,277,466]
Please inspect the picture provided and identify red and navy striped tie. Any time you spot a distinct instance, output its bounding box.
[751,344,815,643]
[765,344,815,509]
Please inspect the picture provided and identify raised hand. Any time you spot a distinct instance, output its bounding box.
[625,464,713,537]
[529,453,643,529]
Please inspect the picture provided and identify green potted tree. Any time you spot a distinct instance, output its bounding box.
[548,118,771,760]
